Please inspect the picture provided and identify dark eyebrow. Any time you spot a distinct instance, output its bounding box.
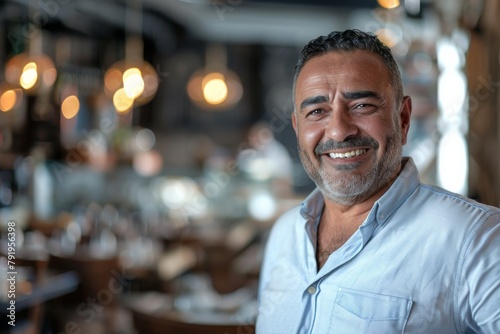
[343,90,381,100]
[299,95,328,112]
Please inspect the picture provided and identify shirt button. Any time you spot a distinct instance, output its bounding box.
[379,213,385,219]
[307,285,316,294]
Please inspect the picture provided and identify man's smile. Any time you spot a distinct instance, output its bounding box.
[327,148,368,159]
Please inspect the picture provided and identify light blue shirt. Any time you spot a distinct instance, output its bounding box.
[257,158,500,334]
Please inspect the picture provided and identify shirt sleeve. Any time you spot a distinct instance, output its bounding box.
[456,211,500,333]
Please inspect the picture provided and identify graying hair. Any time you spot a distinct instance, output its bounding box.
[293,29,404,105]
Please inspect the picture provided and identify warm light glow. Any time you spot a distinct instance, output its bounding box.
[20,62,38,90]
[43,68,57,87]
[123,67,145,99]
[5,53,57,94]
[0,90,18,112]
[61,95,80,119]
[202,72,228,105]
[377,0,400,9]
[104,68,123,93]
[187,74,204,102]
[113,88,134,113]
[375,26,402,48]
[142,73,158,98]
[104,60,158,106]
[187,69,243,110]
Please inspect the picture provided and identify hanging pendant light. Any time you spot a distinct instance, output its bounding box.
[377,0,400,9]
[187,44,243,111]
[104,0,158,114]
[4,30,57,95]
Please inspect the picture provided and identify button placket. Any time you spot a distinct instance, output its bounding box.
[307,285,317,295]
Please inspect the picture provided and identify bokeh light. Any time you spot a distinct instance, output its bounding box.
[123,67,145,99]
[113,88,134,113]
[20,62,38,90]
[5,53,57,94]
[187,69,242,110]
[377,0,400,9]
[61,95,80,120]
[104,60,158,107]
[0,89,18,112]
[202,72,228,105]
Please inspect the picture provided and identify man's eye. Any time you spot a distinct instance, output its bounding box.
[308,109,323,116]
[352,104,376,113]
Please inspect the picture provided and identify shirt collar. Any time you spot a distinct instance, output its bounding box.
[299,157,420,226]
[300,187,324,220]
[374,157,420,226]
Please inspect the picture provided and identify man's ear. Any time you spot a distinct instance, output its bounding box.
[292,111,298,137]
[400,96,412,145]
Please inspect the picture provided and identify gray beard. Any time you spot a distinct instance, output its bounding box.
[298,131,402,206]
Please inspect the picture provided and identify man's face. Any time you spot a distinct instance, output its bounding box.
[292,50,411,205]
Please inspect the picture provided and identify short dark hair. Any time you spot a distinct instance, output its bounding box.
[293,29,403,104]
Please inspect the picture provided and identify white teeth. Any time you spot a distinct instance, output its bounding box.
[329,149,367,159]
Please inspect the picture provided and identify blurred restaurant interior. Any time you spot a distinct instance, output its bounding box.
[0,0,499,332]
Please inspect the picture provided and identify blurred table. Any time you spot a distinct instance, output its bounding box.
[123,289,256,334]
[0,271,79,332]
[0,271,79,312]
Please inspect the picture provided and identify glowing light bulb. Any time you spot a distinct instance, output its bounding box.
[187,69,242,110]
[5,53,57,94]
[123,67,145,99]
[0,90,18,112]
[61,95,80,119]
[20,62,38,90]
[113,88,134,113]
[105,60,158,106]
[377,0,400,9]
[202,72,228,105]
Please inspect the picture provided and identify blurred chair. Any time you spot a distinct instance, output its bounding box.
[14,252,49,333]
[48,252,120,299]
[131,308,255,334]
[47,252,121,333]
[0,239,50,333]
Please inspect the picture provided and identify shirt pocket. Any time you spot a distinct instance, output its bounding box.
[330,287,413,334]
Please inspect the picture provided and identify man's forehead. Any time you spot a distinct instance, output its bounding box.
[297,53,388,88]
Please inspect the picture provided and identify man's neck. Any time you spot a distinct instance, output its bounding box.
[322,161,404,220]
[316,162,404,270]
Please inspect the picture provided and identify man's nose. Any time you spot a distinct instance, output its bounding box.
[324,110,359,142]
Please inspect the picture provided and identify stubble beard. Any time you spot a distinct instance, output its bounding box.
[298,128,403,206]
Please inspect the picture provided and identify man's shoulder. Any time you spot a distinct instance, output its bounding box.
[398,157,498,217]
[272,204,304,231]
[414,183,500,221]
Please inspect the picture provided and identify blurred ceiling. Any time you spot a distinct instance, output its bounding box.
[146,0,373,45]
[1,0,418,47]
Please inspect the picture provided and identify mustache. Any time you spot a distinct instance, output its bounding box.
[314,136,379,156]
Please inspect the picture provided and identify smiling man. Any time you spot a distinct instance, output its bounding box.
[256,30,500,334]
